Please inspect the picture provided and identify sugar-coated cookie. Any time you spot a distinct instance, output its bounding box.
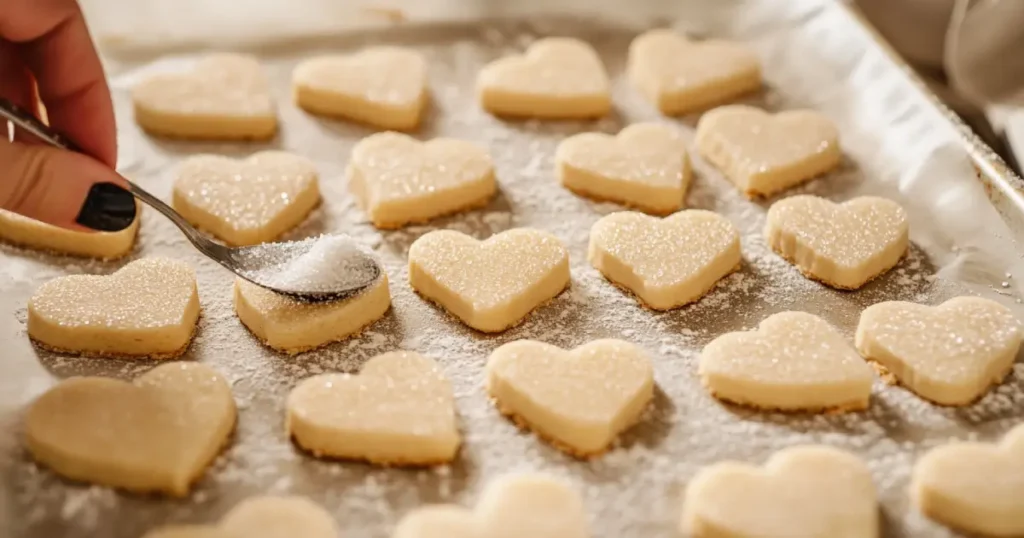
[132,53,276,140]
[408,229,570,333]
[683,445,878,538]
[25,362,235,497]
[393,473,590,538]
[486,339,654,457]
[699,311,874,412]
[628,30,761,115]
[142,496,337,538]
[856,296,1021,405]
[696,105,841,197]
[293,47,428,130]
[27,258,199,359]
[234,273,390,354]
[765,195,908,290]
[0,204,140,259]
[911,424,1024,537]
[588,210,740,310]
[348,132,496,229]
[556,123,690,214]
[174,152,320,247]
[287,351,459,465]
[477,37,610,119]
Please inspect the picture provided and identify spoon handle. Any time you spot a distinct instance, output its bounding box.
[0,98,223,258]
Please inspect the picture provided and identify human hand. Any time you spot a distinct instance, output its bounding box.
[0,0,135,232]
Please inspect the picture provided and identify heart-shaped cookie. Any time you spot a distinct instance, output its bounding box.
[556,123,691,214]
[628,30,761,115]
[588,210,740,310]
[347,132,496,229]
[174,151,321,246]
[24,362,235,496]
[695,105,841,197]
[0,203,141,259]
[27,258,199,358]
[293,47,428,130]
[143,495,337,538]
[765,195,908,290]
[487,339,654,457]
[408,228,570,333]
[911,424,1024,536]
[856,296,1021,405]
[132,53,276,140]
[699,311,874,411]
[683,445,878,537]
[234,272,391,355]
[287,351,459,465]
[477,37,610,119]
[393,473,589,538]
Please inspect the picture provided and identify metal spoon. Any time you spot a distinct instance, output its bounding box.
[1,98,380,302]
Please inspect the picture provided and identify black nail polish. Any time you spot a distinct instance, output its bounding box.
[75,182,137,232]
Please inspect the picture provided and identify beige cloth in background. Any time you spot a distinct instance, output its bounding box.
[856,0,1024,152]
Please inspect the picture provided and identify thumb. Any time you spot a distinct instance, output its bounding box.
[0,141,136,232]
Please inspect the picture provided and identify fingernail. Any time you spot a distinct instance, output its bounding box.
[75,182,137,232]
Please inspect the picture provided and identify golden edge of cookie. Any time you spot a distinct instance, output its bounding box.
[410,282,570,334]
[698,372,870,414]
[560,183,681,216]
[767,242,904,291]
[487,395,607,460]
[739,161,841,199]
[367,195,495,230]
[27,317,200,360]
[288,435,455,467]
[241,305,392,356]
[597,263,741,312]
[864,358,1014,407]
[177,197,323,248]
[700,380,870,415]
[0,223,140,260]
[909,485,1000,538]
[658,83,763,117]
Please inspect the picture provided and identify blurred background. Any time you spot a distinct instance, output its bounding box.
[77,0,1024,172]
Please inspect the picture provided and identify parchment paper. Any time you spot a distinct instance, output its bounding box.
[3,1,1024,537]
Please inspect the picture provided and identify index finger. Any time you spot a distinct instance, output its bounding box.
[1,0,117,167]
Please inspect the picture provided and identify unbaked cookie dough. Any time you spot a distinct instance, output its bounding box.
[174,152,321,246]
[287,351,460,465]
[699,311,874,412]
[25,362,235,497]
[293,47,428,130]
[27,258,199,359]
[588,210,740,310]
[556,123,690,214]
[143,495,337,538]
[695,105,841,197]
[486,339,653,457]
[132,53,276,140]
[628,29,761,115]
[682,445,878,538]
[393,473,590,538]
[765,195,909,290]
[0,203,140,259]
[911,424,1024,537]
[477,37,610,119]
[234,272,390,355]
[856,296,1022,405]
[347,132,496,229]
[408,228,570,333]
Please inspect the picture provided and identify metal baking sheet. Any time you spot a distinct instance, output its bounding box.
[4,1,1024,537]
